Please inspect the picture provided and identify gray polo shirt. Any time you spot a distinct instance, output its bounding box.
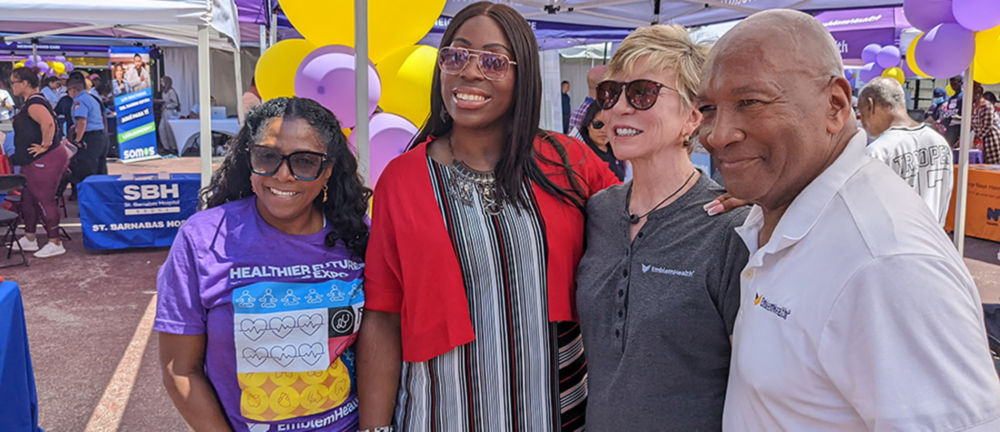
[576,174,749,431]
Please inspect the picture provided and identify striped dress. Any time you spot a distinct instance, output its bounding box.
[392,158,587,431]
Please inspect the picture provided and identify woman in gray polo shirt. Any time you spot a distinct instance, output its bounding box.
[576,24,750,431]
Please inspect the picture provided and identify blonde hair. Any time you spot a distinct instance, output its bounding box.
[606,24,710,110]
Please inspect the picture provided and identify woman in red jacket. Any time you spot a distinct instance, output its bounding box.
[356,2,618,431]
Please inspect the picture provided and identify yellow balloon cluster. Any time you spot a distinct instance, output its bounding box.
[255,0,445,129]
[280,0,445,64]
[974,25,1000,84]
[49,61,66,75]
[376,45,438,127]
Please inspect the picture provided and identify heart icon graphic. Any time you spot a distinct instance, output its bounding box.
[270,345,297,367]
[242,347,268,367]
[240,319,267,341]
[298,342,325,366]
[269,316,295,338]
[297,313,324,336]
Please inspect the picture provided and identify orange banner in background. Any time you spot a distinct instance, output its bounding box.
[946,165,1000,242]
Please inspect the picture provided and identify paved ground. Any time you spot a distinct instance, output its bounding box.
[2,157,1000,431]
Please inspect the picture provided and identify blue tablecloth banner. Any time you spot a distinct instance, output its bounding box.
[78,173,200,250]
[0,280,43,432]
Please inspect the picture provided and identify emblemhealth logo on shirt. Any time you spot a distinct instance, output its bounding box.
[640,264,695,277]
[754,292,792,320]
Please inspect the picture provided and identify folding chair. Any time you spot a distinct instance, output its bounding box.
[0,175,29,268]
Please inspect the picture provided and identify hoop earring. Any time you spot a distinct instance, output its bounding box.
[322,184,328,203]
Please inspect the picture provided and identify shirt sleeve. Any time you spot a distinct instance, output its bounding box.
[818,254,1000,431]
[363,175,404,314]
[715,211,750,334]
[71,97,89,119]
[154,227,208,335]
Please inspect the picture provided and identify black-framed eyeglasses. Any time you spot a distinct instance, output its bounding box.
[590,120,605,130]
[438,46,517,81]
[596,79,679,111]
[249,145,330,181]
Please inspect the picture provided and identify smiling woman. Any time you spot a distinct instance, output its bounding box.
[155,97,372,432]
[357,2,620,431]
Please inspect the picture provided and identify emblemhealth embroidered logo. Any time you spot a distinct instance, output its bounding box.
[754,292,791,320]
[641,264,695,277]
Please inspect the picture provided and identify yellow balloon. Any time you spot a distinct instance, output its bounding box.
[881,67,905,85]
[281,0,445,63]
[376,45,437,127]
[255,39,316,101]
[50,61,66,75]
[906,33,931,79]
[946,84,956,97]
[13,61,25,69]
[973,24,1000,84]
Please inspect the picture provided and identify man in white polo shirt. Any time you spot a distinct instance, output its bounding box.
[697,9,1000,432]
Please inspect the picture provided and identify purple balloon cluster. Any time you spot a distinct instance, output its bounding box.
[858,44,901,83]
[904,0,1000,78]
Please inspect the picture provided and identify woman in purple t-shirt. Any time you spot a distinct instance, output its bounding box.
[155,97,371,431]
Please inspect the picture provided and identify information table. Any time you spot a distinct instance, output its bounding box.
[945,165,1000,242]
[0,280,42,432]
[78,173,200,250]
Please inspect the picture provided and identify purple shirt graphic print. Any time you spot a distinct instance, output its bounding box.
[154,197,364,432]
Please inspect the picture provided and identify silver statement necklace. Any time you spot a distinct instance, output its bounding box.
[447,137,504,215]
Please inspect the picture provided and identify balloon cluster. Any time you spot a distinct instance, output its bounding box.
[904,0,1000,84]
[254,0,445,185]
[13,55,75,77]
[858,43,905,85]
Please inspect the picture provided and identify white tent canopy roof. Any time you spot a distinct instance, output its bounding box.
[444,0,902,29]
[0,0,240,50]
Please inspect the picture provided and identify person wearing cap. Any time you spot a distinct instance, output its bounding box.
[67,77,108,183]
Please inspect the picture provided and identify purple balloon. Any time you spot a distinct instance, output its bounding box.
[876,46,901,69]
[64,62,74,73]
[953,0,1000,31]
[914,23,975,78]
[901,61,918,78]
[24,59,35,68]
[858,63,881,83]
[844,69,856,88]
[861,44,882,63]
[349,113,417,186]
[904,0,957,32]
[295,45,381,129]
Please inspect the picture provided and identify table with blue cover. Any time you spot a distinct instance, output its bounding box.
[0,280,42,432]
[78,173,200,250]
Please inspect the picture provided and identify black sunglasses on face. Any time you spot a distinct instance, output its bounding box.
[438,46,517,81]
[596,79,679,111]
[591,120,605,130]
[249,145,330,181]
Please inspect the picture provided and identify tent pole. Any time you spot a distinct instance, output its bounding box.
[259,24,267,50]
[198,25,213,189]
[953,64,974,254]
[270,6,278,46]
[234,48,245,125]
[31,41,37,60]
[355,0,370,186]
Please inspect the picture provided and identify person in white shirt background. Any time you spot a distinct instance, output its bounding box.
[858,77,953,226]
[40,76,63,107]
[0,78,14,122]
[698,9,1000,432]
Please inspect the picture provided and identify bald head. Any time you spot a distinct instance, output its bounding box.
[707,9,843,82]
[586,65,607,97]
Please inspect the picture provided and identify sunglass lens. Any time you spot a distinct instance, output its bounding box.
[479,53,509,79]
[439,48,468,74]
[250,147,282,175]
[596,81,621,110]
[289,153,325,180]
[627,80,660,110]
[592,121,605,129]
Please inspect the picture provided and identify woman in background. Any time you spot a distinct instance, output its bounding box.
[579,101,625,181]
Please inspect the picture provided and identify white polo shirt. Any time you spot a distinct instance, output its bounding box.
[723,132,1000,432]
[866,123,953,226]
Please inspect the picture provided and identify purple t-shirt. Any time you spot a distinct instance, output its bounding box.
[155,197,363,432]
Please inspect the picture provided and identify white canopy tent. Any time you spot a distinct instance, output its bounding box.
[0,0,245,188]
